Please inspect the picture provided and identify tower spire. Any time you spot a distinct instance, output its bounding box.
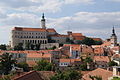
[112,26,115,34]
[41,13,46,29]
[42,13,44,19]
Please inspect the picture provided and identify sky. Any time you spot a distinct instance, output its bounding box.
[0,0,120,44]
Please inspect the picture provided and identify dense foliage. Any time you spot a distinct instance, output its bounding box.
[14,43,24,50]
[0,44,7,50]
[108,61,118,67]
[34,59,53,71]
[0,53,16,75]
[112,77,120,80]
[50,70,82,80]
[66,37,103,46]
[17,62,29,72]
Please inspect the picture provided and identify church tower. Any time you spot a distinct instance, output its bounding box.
[110,27,117,47]
[41,13,46,29]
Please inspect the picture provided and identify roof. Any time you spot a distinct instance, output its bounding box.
[71,33,83,36]
[92,38,102,41]
[13,27,47,32]
[74,36,86,40]
[27,53,51,58]
[59,59,81,63]
[94,47,104,54]
[14,71,43,80]
[102,41,111,47]
[94,56,110,62]
[47,28,56,32]
[50,34,68,37]
[82,68,113,80]
[112,54,120,59]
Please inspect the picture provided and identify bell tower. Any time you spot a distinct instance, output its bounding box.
[110,27,117,47]
[41,13,46,29]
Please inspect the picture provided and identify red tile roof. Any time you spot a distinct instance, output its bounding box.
[94,56,110,62]
[47,28,56,32]
[71,33,83,36]
[60,59,81,63]
[14,71,43,80]
[13,27,47,32]
[82,68,113,80]
[27,53,51,58]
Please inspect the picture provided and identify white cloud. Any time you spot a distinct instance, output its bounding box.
[64,0,94,4]
[1,13,39,27]
[0,0,94,13]
[47,12,120,40]
[1,12,120,44]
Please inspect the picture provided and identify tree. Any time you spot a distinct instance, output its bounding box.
[95,41,103,45]
[66,38,74,44]
[50,70,82,80]
[82,37,95,46]
[35,43,41,50]
[25,42,31,50]
[84,57,93,64]
[0,44,7,50]
[14,43,24,50]
[17,62,29,72]
[0,53,16,75]
[108,61,118,67]
[34,60,53,71]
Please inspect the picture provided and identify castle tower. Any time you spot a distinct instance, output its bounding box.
[110,27,117,47]
[41,13,46,29]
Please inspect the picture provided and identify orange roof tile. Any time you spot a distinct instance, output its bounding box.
[13,27,47,32]
[47,28,56,32]
[92,38,102,41]
[60,59,81,63]
[94,56,110,62]
[27,53,51,58]
[71,33,83,36]
[82,68,112,80]
[14,71,43,80]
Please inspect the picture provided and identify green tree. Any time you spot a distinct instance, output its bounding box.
[35,43,41,50]
[0,44,7,50]
[82,37,95,46]
[108,61,118,67]
[95,41,103,45]
[50,70,82,80]
[0,53,16,75]
[14,43,24,50]
[34,60,53,71]
[17,62,29,72]
[84,57,93,64]
[25,42,31,50]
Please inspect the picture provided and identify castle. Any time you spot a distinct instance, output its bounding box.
[10,14,117,49]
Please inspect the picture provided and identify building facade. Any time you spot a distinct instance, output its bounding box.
[11,14,58,49]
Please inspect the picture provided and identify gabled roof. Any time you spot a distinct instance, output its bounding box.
[14,71,43,80]
[82,68,113,80]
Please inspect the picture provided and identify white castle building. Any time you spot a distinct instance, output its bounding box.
[11,14,62,49]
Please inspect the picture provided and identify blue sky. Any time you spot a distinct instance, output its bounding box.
[0,0,120,44]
